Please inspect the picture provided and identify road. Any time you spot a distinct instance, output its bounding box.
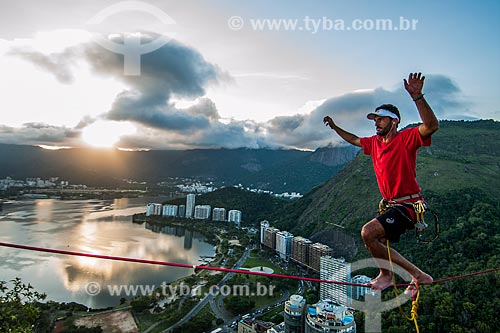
[161,249,250,332]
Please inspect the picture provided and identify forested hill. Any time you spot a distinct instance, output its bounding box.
[270,119,500,332]
[0,144,356,194]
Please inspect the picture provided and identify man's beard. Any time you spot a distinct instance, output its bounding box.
[376,124,392,136]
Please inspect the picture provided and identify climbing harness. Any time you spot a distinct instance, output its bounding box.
[379,196,439,243]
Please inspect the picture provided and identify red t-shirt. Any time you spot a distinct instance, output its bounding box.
[360,126,431,201]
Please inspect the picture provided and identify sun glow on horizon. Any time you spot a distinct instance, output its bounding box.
[81,121,136,148]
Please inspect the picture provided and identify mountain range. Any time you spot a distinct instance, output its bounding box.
[267,119,500,332]
[186,119,500,331]
[2,119,499,331]
[0,143,357,194]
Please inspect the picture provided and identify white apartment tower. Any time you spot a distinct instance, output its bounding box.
[185,194,196,218]
[212,208,227,221]
[260,220,270,244]
[320,256,352,306]
[351,275,374,301]
[228,210,242,226]
[162,205,178,217]
[275,231,294,261]
[194,205,211,220]
[146,203,155,216]
[284,294,305,333]
[146,203,163,216]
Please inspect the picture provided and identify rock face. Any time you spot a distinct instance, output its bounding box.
[309,144,359,167]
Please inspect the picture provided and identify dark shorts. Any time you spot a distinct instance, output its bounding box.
[376,206,415,242]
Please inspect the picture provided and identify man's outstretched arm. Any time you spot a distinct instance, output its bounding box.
[404,72,439,139]
[323,116,361,147]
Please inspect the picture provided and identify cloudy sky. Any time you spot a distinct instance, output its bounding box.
[0,0,498,150]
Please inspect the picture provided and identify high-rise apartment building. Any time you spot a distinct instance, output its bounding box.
[146,203,163,216]
[260,220,270,244]
[276,231,294,261]
[194,205,211,220]
[284,294,305,333]
[320,256,351,306]
[263,227,280,250]
[162,204,178,217]
[212,207,227,221]
[228,210,242,226]
[178,205,186,218]
[146,203,155,216]
[291,236,312,267]
[185,194,196,218]
[308,243,333,272]
[351,275,374,301]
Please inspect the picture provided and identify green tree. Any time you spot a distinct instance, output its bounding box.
[0,277,47,333]
[130,295,154,313]
[224,296,255,316]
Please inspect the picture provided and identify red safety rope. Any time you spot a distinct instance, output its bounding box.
[0,242,499,287]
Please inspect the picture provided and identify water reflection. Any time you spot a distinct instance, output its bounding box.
[0,198,215,308]
[145,224,201,250]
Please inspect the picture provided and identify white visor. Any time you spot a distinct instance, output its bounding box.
[367,109,399,120]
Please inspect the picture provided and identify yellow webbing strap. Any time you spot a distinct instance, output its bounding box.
[387,240,421,333]
[413,200,426,223]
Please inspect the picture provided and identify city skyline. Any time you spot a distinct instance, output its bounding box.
[0,1,498,150]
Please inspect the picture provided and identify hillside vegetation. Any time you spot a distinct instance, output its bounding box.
[270,120,500,332]
[0,145,353,194]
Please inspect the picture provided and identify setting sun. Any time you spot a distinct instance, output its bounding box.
[81,121,135,148]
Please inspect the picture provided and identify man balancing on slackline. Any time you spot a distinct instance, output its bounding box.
[323,72,439,292]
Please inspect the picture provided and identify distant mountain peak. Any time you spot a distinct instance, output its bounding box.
[310,144,359,167]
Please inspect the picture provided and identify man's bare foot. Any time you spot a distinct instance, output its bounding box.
[404,273,433,295]
[368,274,393,291]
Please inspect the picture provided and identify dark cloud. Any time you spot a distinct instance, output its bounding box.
[0,123,79,146]
[262,74,471,149]
[8,47,76,84]
[106,93,211,132]
[269,114,305,131]
[74,115,96,130]
[11,34,226,134]
[8,39,472,150]
[78,35,227,133]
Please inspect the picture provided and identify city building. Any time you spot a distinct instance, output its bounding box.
[146,203,155,217]
[291,236,312,267]
[178,205,186,218]
[308,243,333,272]
[351,275,374,301]
[260,220,270,244]
[194,205,211,220]
[284,294,305,333]
[146,203,162,216]
[185,194,196,218]
[305,299,356,333]
[162,204,178,217]
[263,227,280,250]
[267,323,285,333]
[320,257,351,306]
[238,318,274,333]
[228,209,242,226]
[212,207,227,221]
[276,231,294,261]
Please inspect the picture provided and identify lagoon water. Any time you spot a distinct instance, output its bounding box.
[0,197,215,308]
